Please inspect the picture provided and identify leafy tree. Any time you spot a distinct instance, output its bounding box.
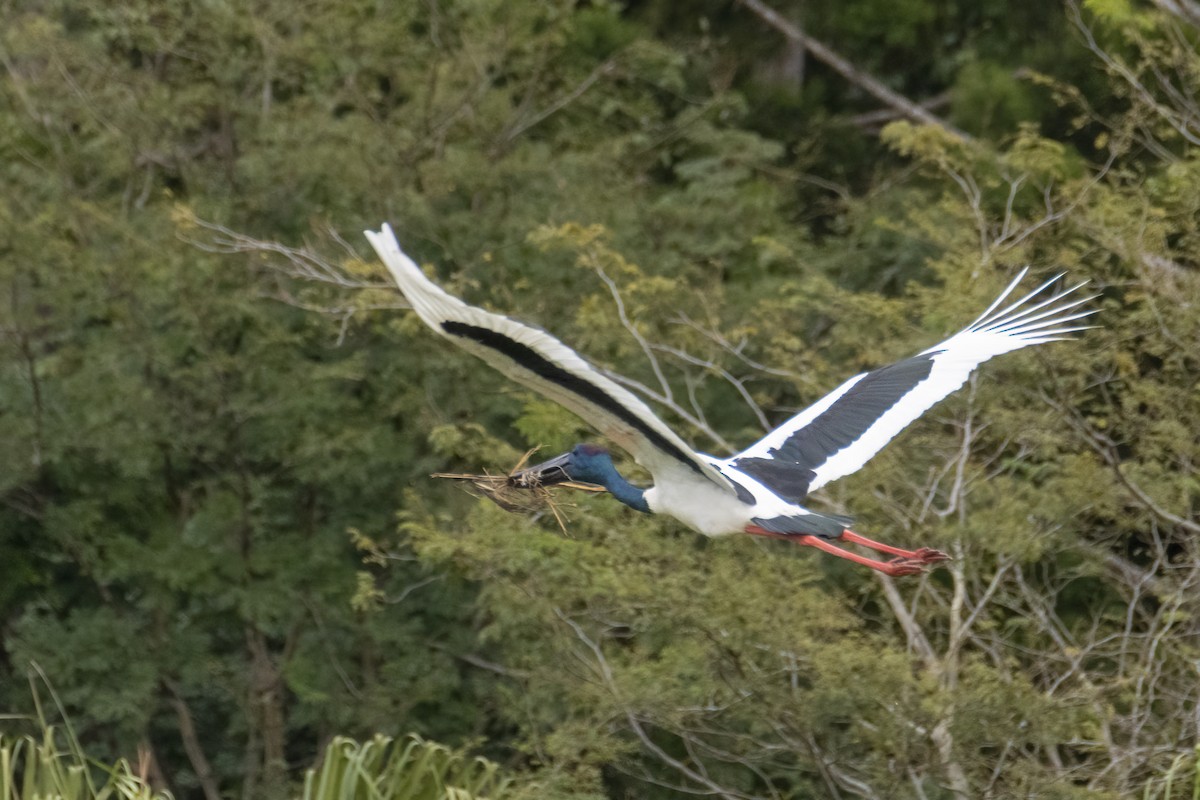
[1,0,1199,798]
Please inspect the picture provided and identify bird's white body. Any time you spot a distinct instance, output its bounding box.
[365,224,1095,547]
[644,460,800,535]
[643,476,742,535]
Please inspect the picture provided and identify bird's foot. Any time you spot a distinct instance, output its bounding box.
[878,549,950,577]
[909,547,951,564]
[878,557,928,577]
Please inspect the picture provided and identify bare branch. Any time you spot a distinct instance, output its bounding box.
[183,216,402,295]
[426,642,533,679]
[602,367,735,453]
[1149,0,1200,26]
[671,314,807,382]
[993,147,1118,256]
[555,608,757,800]
[651,342,773,432]
[1047,390,1200,536]
[1068,0,1200,149]
[847,91,952,130]
[736,0,971,141]
[592,263,675,404]
[164,679,223,800]
[497,58,619,147]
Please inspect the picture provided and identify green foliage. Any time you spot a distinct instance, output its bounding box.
[302,735,513,800]
[1,726,168,800]
[2,0,1200,798]
[951,60,1040,137]
[1142,747,1200,800]
[0,712,518,800]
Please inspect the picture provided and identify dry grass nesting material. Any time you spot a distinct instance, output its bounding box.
[432,448,604,531]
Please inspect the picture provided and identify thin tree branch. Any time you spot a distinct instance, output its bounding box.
[426,642,533,679]
[736,0,970,141]
[185,216,401,294]
[847,91,952,130]
[592,263,675,405]
[555,608,757,800]
[1068,0,1200,148]
[602,368,735,453]
[497,58,618,147]
[1149,0,1200,27]
[650,342,772,432]
[1048,391,1200,536]
[164,680,223,800]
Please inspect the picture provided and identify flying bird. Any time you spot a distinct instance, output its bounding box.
[365,225,1094,576]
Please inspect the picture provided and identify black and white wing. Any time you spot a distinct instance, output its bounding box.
[728,270,1095,501]
[365,224,735,493]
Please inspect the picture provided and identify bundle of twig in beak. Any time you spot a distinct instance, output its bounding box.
[432,449,604,531]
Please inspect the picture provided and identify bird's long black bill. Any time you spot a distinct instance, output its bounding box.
[508,451,573,489]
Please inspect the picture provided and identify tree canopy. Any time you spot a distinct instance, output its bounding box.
[2,0,1199,798]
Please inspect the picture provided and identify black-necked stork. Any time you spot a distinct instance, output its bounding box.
[365,225,1094,577]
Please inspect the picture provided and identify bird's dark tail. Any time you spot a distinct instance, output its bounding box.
[750,512,855,540]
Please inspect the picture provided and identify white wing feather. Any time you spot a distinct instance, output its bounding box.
[365,224,734,492]
[733,269,1096,494]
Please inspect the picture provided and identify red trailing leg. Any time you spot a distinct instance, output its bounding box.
[744,525,944,577]
[841,529,950,565]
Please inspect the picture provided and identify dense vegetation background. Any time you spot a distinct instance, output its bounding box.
[2,0,1199,797]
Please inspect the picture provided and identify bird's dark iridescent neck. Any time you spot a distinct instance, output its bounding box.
[597,464,651,514]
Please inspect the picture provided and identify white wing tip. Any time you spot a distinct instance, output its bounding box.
[969,270,1100,339]
[362,222,391,249]
[364,222,428,285]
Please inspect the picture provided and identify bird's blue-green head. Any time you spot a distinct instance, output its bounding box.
[508,444,650,513]
[510,443,618,487]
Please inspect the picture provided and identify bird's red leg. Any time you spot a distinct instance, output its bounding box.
[840,529,950,565]
[744,525,935,577]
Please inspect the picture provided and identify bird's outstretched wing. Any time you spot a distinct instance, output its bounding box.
[365,224,734,493]
[728,270,1096,501]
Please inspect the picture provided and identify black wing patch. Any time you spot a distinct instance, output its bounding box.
[735,458,816,503]
[734,352,939,502]
[442,321,705,476]
[721,473,758,505]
